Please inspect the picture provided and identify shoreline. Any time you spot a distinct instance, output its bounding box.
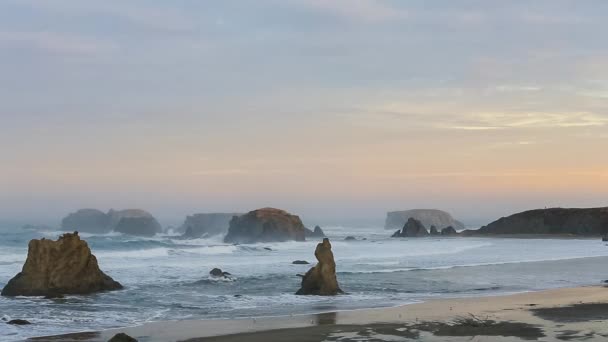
[31,285,608,342]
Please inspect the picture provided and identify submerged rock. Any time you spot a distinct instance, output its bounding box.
[296,238,343,296]
[209,268,232,278]
[7,319,31,325]
[1,232,123,297]
[344,236,356,241]
[391,218,429,238]
[292,260,310,265]
[224,208,307,244]
[108,333,138,342]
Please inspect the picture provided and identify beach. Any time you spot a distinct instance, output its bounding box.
[29,285,608,341]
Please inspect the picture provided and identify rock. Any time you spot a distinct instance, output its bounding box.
[603,235,608,242]
[305,225,326,238]
[1,232,122,297]
[392,218,429,238]
[344,236,356,241]
[441,226,458,236]
[110,209,162,236]
[292,260,310,265]
[108,333,138,342]
[263,247,273,251]
[224,208,307,244]
[178,213,242,238]
[7,319,31,325]
[296,238,343,296]
[476,207,608,236]
[209,268,224,277]
[61,209,111,234]
[430,225,439,235]
[385,209,465,231]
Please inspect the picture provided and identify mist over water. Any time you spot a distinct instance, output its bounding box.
[2,225,608,341]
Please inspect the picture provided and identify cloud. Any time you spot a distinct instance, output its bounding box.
[291,0,407,22]
[0,31,116,55]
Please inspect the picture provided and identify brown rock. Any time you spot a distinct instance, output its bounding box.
[1,232,123,297]
[224,208,307,243]
[296,238,343,296]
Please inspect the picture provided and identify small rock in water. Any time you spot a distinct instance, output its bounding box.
[7,319,31,325]
[292,260,310,265]
[108,332,138,342]
[234,294,242,298]
[344,236,356,241]
[263,247,272,251]
[209,268,224,277]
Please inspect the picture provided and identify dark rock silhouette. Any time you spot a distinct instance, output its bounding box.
[7,319,31,325]
[292,260,310,265]
[1,232,122,297]
[296,238,343,296]
[224,208,307,243]
[441,226,458,236]
[114,216,162,237]
[385,209,465,230]
[477,207,608,235]
[179,213,242,238]
[430,225,439,235]
[305,225,326,238]
[391,218,429,237]
[209,268,231,278]
[344,236,356,241]
[108,333,138,342]
[61,209,111,233]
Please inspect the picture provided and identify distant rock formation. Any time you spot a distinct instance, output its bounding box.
[1,232,122,297]
[305,225,326,239]
[108,333,138,342]
[441,226,458,236]
[61,209,111,233]
[385,209,465,231]
[178,213,242,238]
[60,209,161,236]
[392,218,430,238]
[224,208,307,244]
[344,236,357,241]
[296,238,343,295]
[475,207,608,236]
[114,216,162,237]
[430,225,439,235]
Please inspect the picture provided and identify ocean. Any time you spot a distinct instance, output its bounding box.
[1,225,608,341]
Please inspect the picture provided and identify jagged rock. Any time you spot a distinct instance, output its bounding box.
[7,319,31,325]
[224,208,307,244]
[296,238,343,296]
[385,209,465,230]
[178,213,242,238]
[441,226,458,236]
[430,225,439,235]
[344,236,356,241]
[305,225,326,238]
[391,218,429,238]
[292,260,310,265]
[209,268,231,278]
[61,209,111,234]
[475,207,608,236]
[114,216,162,237]
[1,232,122,297]
[108,333,138,342]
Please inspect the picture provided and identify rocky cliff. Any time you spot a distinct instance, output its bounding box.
[391,218,430,237]
[179,213,242,238]
[1,232,122,296]
[224,208,307,243]
[60,209,161,236]
[476,207,608,235]
[385,209,465,230]
[61,209,111,234]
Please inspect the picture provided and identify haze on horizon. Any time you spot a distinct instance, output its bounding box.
[1,0,607,226]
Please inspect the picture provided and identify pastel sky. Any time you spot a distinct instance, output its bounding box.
[1,0,607,225]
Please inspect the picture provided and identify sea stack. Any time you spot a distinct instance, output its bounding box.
[1,232,122,297]
[224,208,307,243]
[296,238,343,295]
[391,218,429,237]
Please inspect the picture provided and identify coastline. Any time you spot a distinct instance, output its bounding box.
[31,285,608,342]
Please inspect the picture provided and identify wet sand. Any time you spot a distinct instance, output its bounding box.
[30,286,608,342]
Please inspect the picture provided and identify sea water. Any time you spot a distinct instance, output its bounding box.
[2,225,608,341]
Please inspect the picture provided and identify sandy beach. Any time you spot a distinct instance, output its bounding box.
[29,285,608,342]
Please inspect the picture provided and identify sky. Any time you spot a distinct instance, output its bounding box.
[1,0,607,226]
